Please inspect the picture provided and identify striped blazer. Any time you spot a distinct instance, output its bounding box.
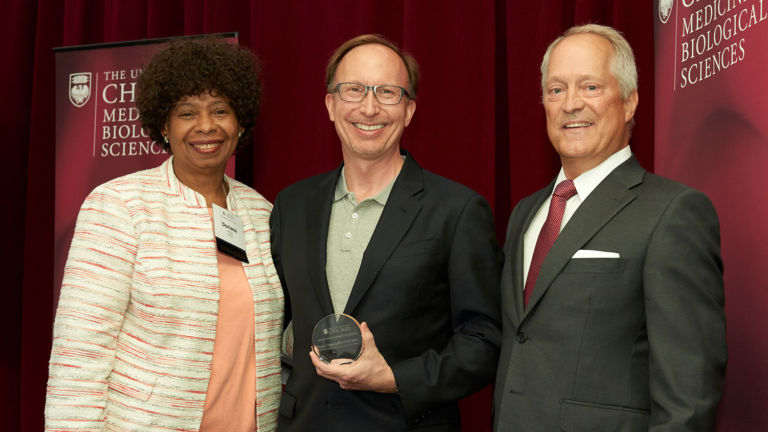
[45,157,284,431]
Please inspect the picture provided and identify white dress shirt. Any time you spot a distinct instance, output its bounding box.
[522,146,633,286]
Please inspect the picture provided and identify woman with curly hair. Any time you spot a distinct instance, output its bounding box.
[45,37,282,432]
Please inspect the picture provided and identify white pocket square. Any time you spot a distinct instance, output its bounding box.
[572,249,620,259]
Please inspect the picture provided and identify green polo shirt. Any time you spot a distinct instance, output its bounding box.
[326,166,395,313]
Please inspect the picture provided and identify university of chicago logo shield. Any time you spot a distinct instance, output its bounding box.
[69,72,92,107]
[659,0,674,24]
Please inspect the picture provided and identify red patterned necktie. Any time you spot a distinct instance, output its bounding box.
[524,179,577,307]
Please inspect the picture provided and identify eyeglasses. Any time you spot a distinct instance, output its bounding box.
[334,82,409,105]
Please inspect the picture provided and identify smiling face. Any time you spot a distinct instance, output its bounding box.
[325,43,416,162]
[543,33,638,178]
[163,92,242,183]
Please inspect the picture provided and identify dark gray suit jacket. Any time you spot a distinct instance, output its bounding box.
[271,151,503,432]
[493,156,726,432]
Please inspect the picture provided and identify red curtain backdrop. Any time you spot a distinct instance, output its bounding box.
[3,1,655,430]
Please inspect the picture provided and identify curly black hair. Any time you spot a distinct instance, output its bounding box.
[136,36,261,151]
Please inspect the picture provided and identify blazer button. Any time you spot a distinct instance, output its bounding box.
[516,331,527,343]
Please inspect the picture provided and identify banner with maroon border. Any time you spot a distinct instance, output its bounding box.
[54,33,237,304]
[654,1,768,430]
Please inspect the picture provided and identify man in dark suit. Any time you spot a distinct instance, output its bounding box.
[493,24,727,431]
[271,34,503,431]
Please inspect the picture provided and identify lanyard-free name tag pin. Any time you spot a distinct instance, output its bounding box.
[212,203,249,263]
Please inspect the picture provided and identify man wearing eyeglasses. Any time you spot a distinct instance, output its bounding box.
[270,34,502,431]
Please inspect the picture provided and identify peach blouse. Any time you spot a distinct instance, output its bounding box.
[199,209,258,431]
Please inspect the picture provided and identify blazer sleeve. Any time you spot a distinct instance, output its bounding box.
[45,184,137,430]
[644,188,727,431]
[269,193,291,328]
[392,193,503,419]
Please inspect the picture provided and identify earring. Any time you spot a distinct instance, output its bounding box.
[238,130,243,138]
[163,136,169,144]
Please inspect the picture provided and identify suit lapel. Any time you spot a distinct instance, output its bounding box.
[307,168,340,316]
[504,185,553,324]
[343,152,423,315]
[523,157,645,317]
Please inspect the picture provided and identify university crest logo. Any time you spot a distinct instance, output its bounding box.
[69,72,92,107]
[659,0,674,24]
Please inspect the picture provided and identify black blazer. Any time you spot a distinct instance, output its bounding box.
[271,151,503,431]
[493,156,727,431]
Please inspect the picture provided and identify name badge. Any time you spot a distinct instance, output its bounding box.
[212,204,249,263]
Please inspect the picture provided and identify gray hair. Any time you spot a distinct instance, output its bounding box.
[540,24,638,100]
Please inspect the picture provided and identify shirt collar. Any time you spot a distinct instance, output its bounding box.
[334,166,396,206]
[554,146,632,200]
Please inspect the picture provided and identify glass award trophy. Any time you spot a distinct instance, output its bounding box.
[312,313,363,364]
